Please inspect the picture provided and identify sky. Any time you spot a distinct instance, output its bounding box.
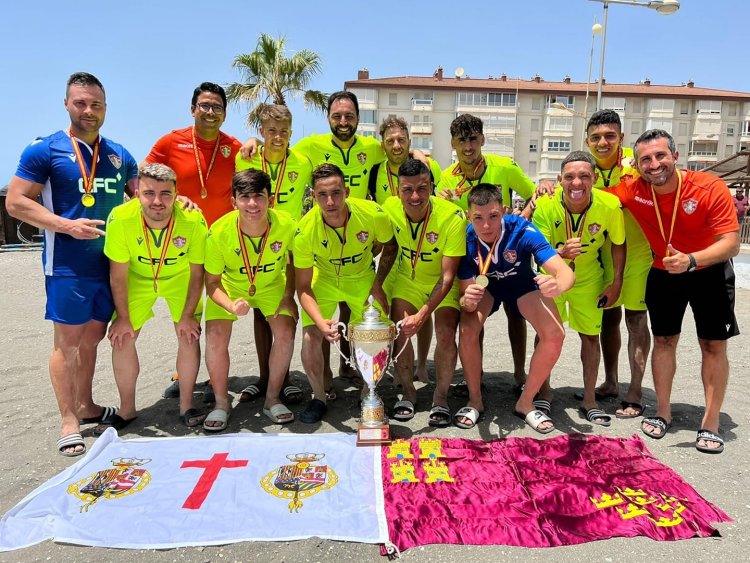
[2,0,749,181]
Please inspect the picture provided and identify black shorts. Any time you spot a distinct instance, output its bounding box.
[645,262,739,341]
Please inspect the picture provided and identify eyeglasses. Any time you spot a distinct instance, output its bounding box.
[195,103,225,115]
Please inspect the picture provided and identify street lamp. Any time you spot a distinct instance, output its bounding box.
[589,0,680,109]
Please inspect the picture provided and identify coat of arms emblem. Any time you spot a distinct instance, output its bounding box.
[67,458,151,512]
[260,452,338,512]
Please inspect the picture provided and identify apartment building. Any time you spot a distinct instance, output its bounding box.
[345,68,750,183]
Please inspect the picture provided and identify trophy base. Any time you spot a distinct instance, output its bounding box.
[356,422,391,447]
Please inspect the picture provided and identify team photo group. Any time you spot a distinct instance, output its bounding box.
[5,71,740,459]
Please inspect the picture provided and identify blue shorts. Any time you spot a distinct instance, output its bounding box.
[45,276,114,325]
[487,275,539,319]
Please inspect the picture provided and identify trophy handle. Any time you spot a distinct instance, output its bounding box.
[331,322,356,369]
[391,320,409,362]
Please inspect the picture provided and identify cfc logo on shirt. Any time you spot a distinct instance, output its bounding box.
[79,177,119,195]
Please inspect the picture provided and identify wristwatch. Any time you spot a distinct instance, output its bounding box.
[686,253,697,272]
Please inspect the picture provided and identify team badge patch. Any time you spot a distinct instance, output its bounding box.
[108,155,122,169]
[357,230,369,243]
[503,250,517,263]
[288,171,298,183]
[68,457,151,512]
[260,452,338,513]
[682,199,698,214]
[172,236,187,248]
[270,240,283,253]
[588,223,602,235]
[221,145,231,158]
[426,232,439,244]
[357,152,367,165]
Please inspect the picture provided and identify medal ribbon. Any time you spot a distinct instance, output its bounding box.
[191,127,221,198]
[650,170,683,256]
[562,193,592,269]
[477,236,500,276]
[260,147,288,208]
[406,203,432,278]
[386,166,398,196]
[453,157,486,197]
[142,213,175,293]
[323,206,349,278]
[237,216,270,291]
[69,129,100,198]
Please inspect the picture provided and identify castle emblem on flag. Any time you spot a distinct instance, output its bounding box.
[67,458,152,512]
[260,452,338,512]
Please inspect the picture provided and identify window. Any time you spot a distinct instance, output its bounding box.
[546,116,574,131]
[485,136,514,154]
[530,118,540,132]
[689,141,717,156]
[412,92,433,106]
[648,99,675,113]
[476,113,515,131]
[679,102,689,115]
[726,124,736,137]
[531,97,542,111]
[388,93,398,106]
[743,121,750,135]
[457,92,515,107]
[602,97,626,111]
[547,140,571,152]
[350,88,375,103]
[646,118,672,133]
[529,141,538,152]
[697,100,722,114]
[678,122,688,136]
[630,120,641,135]
[687,161,711,171]
[411,136,432,150]
[360,109,376,124]
[631,101,642,114]
[360,130,377,138]
[728,103,738,117]
[545,95,575,109]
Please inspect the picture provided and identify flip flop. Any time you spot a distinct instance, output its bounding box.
[641,416,671,439]
[533,399,551,416]
[239,382,266,403]
[203,408,230,432]
[695,429,724,454]
[93,414,137,436]
[179,408,206,428]
[579,407,612,427]
[615,401,645,419]
[393,400,416,421]
[79,406,118,425]
[514,409,555,434]
[57,433,86,457]
[281,384,304,405]
[263,403,295,424]
[300,398,327,423]
[428,405,451,428]
[454,406,483,429]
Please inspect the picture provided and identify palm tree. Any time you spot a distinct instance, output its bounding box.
[226,33,327,129]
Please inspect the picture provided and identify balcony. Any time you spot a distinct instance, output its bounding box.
[410,124,432,134]
[411,99,433,111]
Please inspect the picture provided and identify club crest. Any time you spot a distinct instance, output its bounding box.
[172,236,187,248]
[68,458,151,512]
[108,154,122,169]
[503,250,517,263]
[426,232,439,244]
[221,145,231,158]
[260,452,338,512]
[357,230,369,243]
[357,152,367,165]
[588,223,602,235]
[682,198,698,214]
[288,171,299,183]
[270,240,283,253]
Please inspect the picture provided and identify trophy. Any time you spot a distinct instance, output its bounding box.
[334,297,404,446]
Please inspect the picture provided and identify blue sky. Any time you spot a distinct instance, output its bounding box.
[2,0,748,180]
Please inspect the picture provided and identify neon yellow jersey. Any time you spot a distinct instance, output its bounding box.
[293,198,393,279]
[104,199,207,280]
[234,148,312,220]
[532,187,625,285]
[294,133,385,200]
[382,196,466,285]
[437,153,535,211]
[204,208,295,296]
[370,157,444,205]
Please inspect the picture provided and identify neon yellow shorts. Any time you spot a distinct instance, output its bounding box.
[301,273,377,328]
[124,272,203,331]
[205,279,293,321]
[601,221,651,312]
[555,279,604,336]
[384,272,460,311]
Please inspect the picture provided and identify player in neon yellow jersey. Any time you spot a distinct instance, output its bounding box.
[103,163,207,432]
[234,104,309,406]
[438,113,536,396]
[368,116,443,383]
[294,164,397,423]
[533,151,625,427]
[378,159,466,427]
[204,169,298,430]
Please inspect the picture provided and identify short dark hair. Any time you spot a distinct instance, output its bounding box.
[66,72,105,97]
[398,158,429,179]
[467,183,503,207]
[450,114,483,138]
[586,109,622,134]
[311,163,345,189]
[561,150,596,172]
[634,129,677,159]
[191,82,227,109]
[327,91,359,116]
[379,116,409,139]
[232,169,271,198]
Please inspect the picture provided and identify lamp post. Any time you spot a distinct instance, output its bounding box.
[589,0,680,110]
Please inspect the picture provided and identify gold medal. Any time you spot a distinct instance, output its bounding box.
[248,284,256,297]
[475,275,489,288]
[81,193,95,207]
